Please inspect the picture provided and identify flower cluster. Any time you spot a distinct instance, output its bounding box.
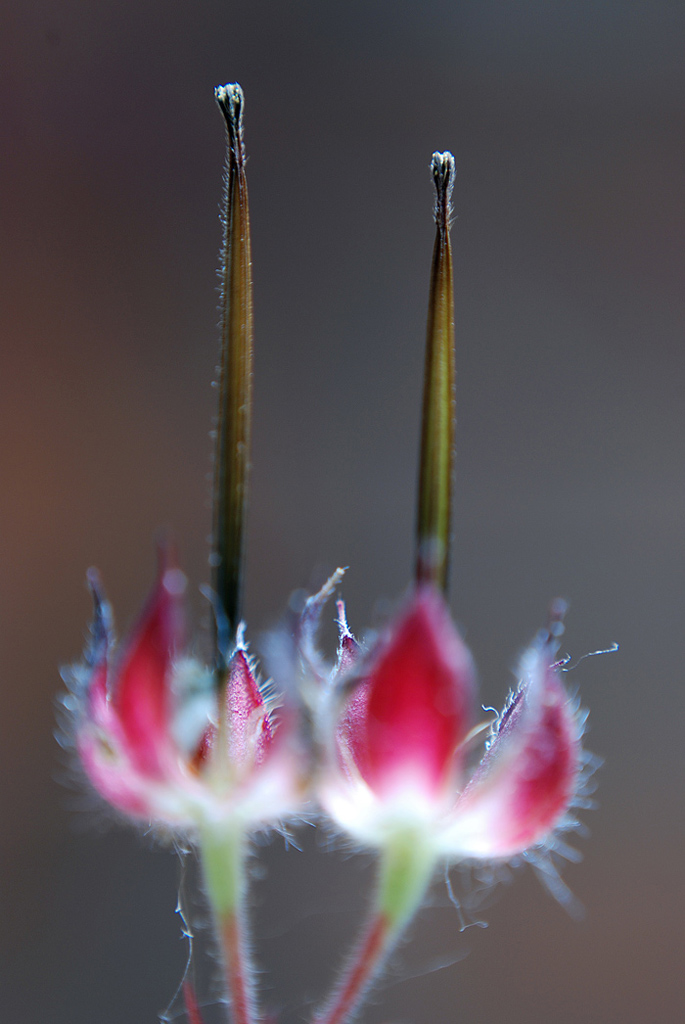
[64,560,588,1024]
[64,551,303,836]
[60,81,597,1024]
[309,583,583,863]
[66,556,586,886]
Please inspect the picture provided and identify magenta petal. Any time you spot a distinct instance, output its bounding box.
[112,556,186,779]
[447,644,580,858]
[346,587,475,799]
[224,649,273,771]
[79,649,155,818]
[78,729,155,819]
[338,677,373,782]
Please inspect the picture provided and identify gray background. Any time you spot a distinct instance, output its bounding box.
[1,2,683,1021]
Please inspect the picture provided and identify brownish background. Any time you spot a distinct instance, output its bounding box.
[1,2,683,1022]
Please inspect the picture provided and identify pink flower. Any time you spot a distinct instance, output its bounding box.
[312,582,585,864]
[64,550,304,833]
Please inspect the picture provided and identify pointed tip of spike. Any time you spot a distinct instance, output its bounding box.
[85,567,112,667]
[546,598,568,642]
[215,82,244,116]
[86,565,103,596]
[431,151,455,234]
[152,535,187,597]
[215,83,245,159]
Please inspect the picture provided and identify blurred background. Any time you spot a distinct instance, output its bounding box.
[1,1,683,1021]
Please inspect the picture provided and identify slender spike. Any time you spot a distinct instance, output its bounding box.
[415,151,456,594]
[213,83,254,665]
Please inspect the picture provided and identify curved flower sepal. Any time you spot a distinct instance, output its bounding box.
[68,552,305,833]
[440,612,583,860]
[262,568,350,716]
[316,584,585,866]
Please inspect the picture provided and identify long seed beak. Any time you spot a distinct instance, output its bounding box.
[213,83,254,666]
[415,151,456,594]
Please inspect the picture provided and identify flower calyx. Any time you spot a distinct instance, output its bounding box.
[68,548,304,835]
[309,579,584,866]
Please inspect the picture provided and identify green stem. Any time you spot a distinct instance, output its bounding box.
[200,825,256,1024]
[213,83,254,664]
[377,830,436,932]
[313,835,435,1024]
[416,151,456,595]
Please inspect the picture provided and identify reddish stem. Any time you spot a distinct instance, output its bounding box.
[182,979,205,1024]
[220,910,255,1024]
[312,913,390,1024]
